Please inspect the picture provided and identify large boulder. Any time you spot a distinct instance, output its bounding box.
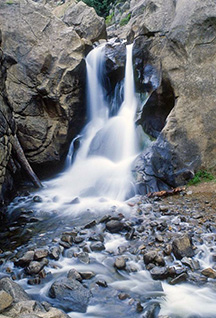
[49,277,91,312]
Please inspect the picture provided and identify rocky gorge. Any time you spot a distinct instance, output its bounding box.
[0,0,216,317]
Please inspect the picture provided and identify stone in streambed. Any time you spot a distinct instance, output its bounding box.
[106,220,124,233]
[90,242,105,252]
[34,249,49,260]
[26,259,48,275]
[15,251,35,267]
[150,266,169,280]
[67,269,82,282]
[144,251,165,266]
[114,257,126,270]
[172,235,195,260]
[0,290,13,312]
[49,278,91,312]
[49,246,61,260]
[201,268,216,279]
[170,273,188,285]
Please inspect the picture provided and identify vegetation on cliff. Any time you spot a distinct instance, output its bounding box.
[78,0,115,17]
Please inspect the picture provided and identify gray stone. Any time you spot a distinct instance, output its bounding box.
[67,269,82,282]
[49,246,61,260]
[80,272,95,280]
[26,259,48,275]
[106,220,124,233]
[34,249,49,260]
[90,242,105,252]
[15,251,35,267]
[150,266,169,280]
[49,278,91,312]
[172,235,195,260]
[144,251,165,266]
[114,257,126,270]
[0,277,31,303]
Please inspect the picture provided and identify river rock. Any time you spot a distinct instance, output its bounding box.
[201,268,216,279]
[34,249,49,261]
[106,220,124,233]
[67,269,82,282]
[150,266,169,280]
[15,251,35,267]
[49,246,61,260]
[143,251,165,266]
[0,290,13,312]
[26,259,48,275]
[114,256,126,270]
[90,242,105,252]
[172,235,195,260]
[4,300,45,317]
[0,277,31,303]
[49,277,91,312]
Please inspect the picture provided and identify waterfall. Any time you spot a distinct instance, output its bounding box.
[25,43,140,212]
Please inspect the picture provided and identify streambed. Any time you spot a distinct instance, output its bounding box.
[1,186,216,318]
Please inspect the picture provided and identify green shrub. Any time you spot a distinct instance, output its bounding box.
[6,0,14,4]
[119,13,131,26]
[105,12,114,25]
[187,170,215,186]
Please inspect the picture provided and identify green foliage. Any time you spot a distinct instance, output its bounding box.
[6,0,14,4]
[79,0,114,18]
[119,13,131,26]
[187,170,215,186]
[105,12,114,25]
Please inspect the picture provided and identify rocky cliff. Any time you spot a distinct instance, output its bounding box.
[107,0,216,192]
[0,0,106,204]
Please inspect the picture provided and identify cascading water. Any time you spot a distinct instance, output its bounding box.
[25,43,140,213]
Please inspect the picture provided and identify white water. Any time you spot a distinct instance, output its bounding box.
[26,44,140,214]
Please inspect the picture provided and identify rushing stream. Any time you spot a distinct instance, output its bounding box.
[2,43,216,318]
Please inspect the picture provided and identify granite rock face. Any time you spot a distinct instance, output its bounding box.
[107,0,216,192]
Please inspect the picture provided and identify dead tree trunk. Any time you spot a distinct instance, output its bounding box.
[12,135,42,188]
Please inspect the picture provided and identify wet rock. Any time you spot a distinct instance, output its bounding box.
[170,273,188,285]
[172,235,195,260]
[0,290,13,312]
[159,205,169,212]
[201,268,216,279]
[150,266,169,280]
[74,236,85,244]
[181,257,200,271]
[106,220,124,233]
[15,251,35,267]
[143,302,161,318]
[96,280,108,288]
[67,269,82,282]
[84,220,96,229]
[136,301,143,313]
[61,234,73,245]
[80,272,95,280]
[34,249,49,261]
[59,241,71,249]
[27,277,41,285]
[26,259,48,275]
[49,278,91,312]
[49,246,61,260]
[77,252,90,264]
[89,234,104,242]
[114,256,126,270]
[70,197,80,204]
[90,242,105,252]
[118,293,129,300]
[0,277,31,302]
[144,251,165,266]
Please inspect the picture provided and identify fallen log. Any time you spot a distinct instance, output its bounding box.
[11,135,42,188]
[147,187,185,198]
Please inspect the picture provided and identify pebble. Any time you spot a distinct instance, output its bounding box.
[90,242,105,252]
[106,220,124,233]
[96,280,108,288]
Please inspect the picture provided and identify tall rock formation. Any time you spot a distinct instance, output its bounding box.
[107,0,216,192]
